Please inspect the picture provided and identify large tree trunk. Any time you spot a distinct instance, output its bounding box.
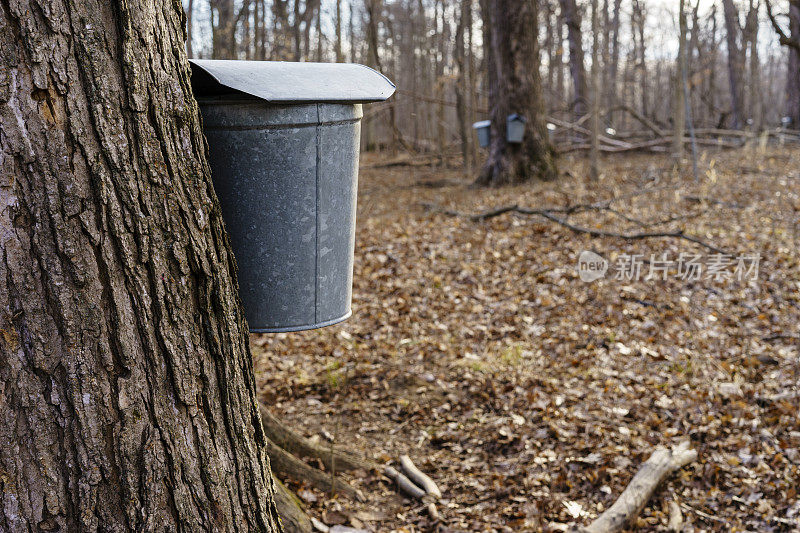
[476,0,557,186]
[559,0,589,119]
[0,0,281,531]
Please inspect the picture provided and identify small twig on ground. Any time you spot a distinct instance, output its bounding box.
[399,454,442,499]
[421,203,729,254]
[383,465,427,500]
[683,195,745,209]
[680,503,727,524]
[575,442,697,533]
[667,500,683,532]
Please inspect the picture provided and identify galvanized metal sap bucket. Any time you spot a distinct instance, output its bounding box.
[190,60,395,332]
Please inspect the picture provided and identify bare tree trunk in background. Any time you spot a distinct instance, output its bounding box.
[476,0,557,186]
[786,1,800,126]
[746,0,762,130]
[674,0,687,161]
[316,0,324,61]
[366,0,401,153]
[722,0,746,129]
[0,0,283,530]
[259,0,268,59]
[272,0,291,60]
[590,0,601,180]
[303,2,316,59]
[242,1,252,59]
[467,0,478,169]
[707,3,720,125]
[607,0,622,124]
[212,0,237,58]
[545,0,556,100]
[689,1,700,122]
[349,0,357,62]
[559,0,588,119]
[456,0,473,173]
[293,0,304,60]
[556,10,565,113]
[186,0,195,57]
[336,0,344,61]
[632,0,648,119]
[436,0,447,165]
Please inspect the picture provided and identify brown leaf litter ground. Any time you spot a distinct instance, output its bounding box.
[253,147,800,532]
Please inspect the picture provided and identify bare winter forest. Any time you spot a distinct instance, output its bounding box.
[2,0,800,531]
[179,0,800,531]
[185,0,800,164]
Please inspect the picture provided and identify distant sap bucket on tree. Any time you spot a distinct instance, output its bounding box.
[472,120,491,148]
[506,114,527,143]
[189,60,395,333]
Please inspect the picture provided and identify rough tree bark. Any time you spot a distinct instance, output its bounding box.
[559,0,589,119]
[476,0,557,186]
[0,0,281,531]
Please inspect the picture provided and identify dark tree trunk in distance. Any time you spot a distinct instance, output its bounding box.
[787,1,800,126]
[0,0,281,530]
[722,0,746,129]
[559,0,589,119]
[476,0,557,186]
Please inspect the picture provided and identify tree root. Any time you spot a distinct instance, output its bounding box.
[273,477,313,533]
[267,438,363,501]
[260,406,376,473]
[261,405,443,529]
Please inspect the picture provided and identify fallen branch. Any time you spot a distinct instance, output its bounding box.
[577,442,697,533]
[667,500,683,532]
[383,465,427,500]
[421,203,728,254]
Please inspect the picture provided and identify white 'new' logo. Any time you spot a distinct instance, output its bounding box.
[577,250,608,282]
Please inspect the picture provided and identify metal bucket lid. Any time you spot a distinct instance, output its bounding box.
[189,59,395,103]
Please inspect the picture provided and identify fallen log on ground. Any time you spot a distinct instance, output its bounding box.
[576,442,697,533]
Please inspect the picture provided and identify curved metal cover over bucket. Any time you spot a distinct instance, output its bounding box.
[191,60,394,333]
[190,59,395,103]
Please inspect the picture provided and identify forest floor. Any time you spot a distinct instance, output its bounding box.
[253,146,800,532]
